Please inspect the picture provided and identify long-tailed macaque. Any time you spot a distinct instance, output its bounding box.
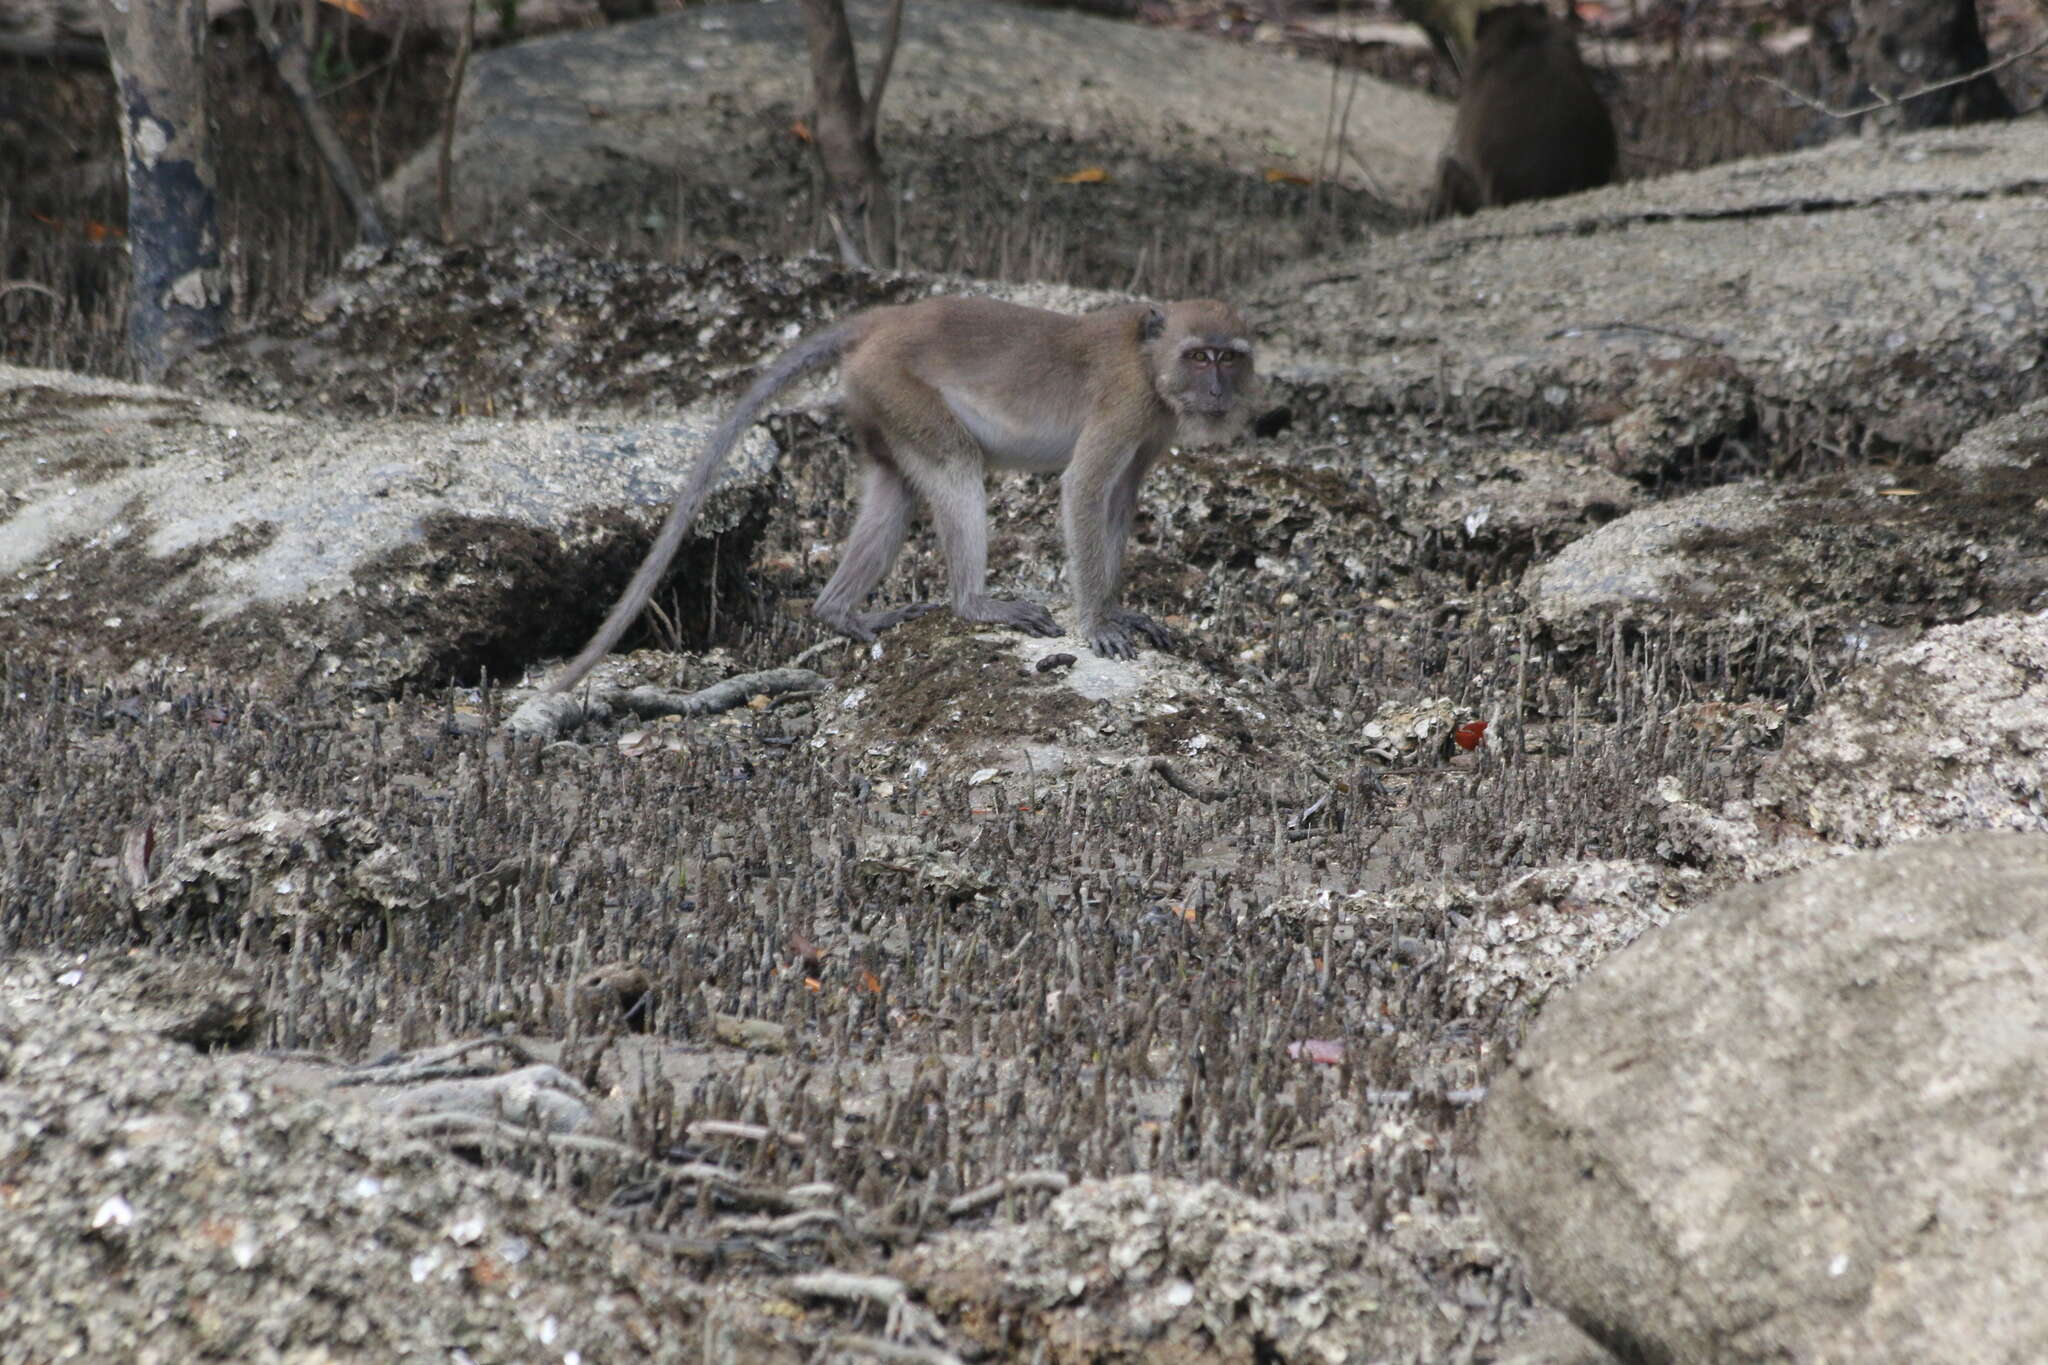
[1430,3,1617,218]
[545,296,1255,692]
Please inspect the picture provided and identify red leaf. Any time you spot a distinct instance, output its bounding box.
[1287,1039,1345,1065]
[1453,720,1489,751]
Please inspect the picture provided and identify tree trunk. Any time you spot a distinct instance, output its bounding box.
[93,0,229,380]
[797,0,899,271]
[1846,0,2015,130]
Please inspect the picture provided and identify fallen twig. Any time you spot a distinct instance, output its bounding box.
[333,1035,541,1086]
[788,1273,956,1355]
[506,668,829,740]
[399,1113,652,1165]
[945,1170,1070,1218]
[713,1206,845,1238]
[787,636,858,670]
[1138,756,1235,803]
[786,1271,908,1309]
[688,1118,809,1149]
[826,1336,965,1365]
[617,668,828,718]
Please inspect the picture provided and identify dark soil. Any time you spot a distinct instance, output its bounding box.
[171,243,927,417]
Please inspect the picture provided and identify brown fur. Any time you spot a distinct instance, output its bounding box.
[544,295,1254,692]
[1430,4,1617,218]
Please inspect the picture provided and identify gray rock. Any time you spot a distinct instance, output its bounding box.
[81,954,267,1051]
[1427,448,1638,560]
[1523,483,1772,629]
[381,0,1446,237]
[137,804,430,929]
[1938,395,2048,472]
[0,362,776,691]
[1756,611,2048,845]
[1259,119,2048,467]
[1524,471,2048,646]
[1483,832,2048,1365]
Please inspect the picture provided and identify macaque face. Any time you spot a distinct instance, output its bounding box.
[1161,326,1255,446]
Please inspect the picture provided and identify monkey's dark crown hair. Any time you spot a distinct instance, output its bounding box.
[1474,3,1561,43]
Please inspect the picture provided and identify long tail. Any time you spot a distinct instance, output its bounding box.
[544,316,866,694]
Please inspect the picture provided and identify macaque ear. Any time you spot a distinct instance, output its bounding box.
[1138,307,1166,343]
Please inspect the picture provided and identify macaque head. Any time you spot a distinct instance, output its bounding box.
[1143,301,1256,447]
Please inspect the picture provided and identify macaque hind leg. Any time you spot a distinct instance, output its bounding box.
[813,454,936,641]
[914,450,1060,638]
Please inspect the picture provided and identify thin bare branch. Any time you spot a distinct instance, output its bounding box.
[860,0,907,144]
[249,0,389,246]
[0,281,62,304]
[437,0,479,243]
[1755,31,2048,122]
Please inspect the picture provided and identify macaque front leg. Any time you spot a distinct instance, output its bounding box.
[1095,447,1173,654]
[1064,443,1166,659]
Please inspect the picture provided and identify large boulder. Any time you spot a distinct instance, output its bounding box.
[1483,833,2048,1363]
[1656,611,2048,882]
[0,362,776,691]
[1260,119,2048,470]
[1753,611,2048,846]
[380,0,1441,261]
[1523,469,2048,649]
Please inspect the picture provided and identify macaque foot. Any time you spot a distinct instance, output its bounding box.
[1085,608,1174,660]
[817,601,941,642]
[955,595,1062,638]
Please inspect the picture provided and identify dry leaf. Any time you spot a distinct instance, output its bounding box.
[1055,166,1109,184]
[790,119,814,143]
[1263,167,1313,185]
[321,0,371,15]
